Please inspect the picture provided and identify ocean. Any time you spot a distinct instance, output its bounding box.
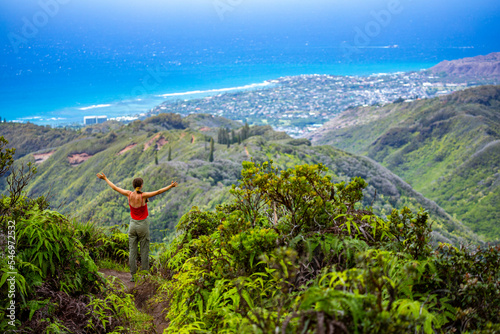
[1,0,499,126]
[0,47,477,126]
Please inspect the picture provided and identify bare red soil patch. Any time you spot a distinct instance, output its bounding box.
[33,151,55,164]
[244,146,250,157]
[199,127,211,132]
[191,135,195,144]
[144,134,161,151]
[68,153,93,166]
[156,137,168,150]
[118,143,138,155]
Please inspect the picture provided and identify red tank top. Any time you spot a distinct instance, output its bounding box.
[128,192,148,220]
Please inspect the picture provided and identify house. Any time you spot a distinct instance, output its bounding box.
[84,116,107,125]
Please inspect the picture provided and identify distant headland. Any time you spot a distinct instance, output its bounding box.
[431,52,500,77]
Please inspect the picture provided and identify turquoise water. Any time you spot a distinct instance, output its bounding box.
[0,58,445,125]
[0,0,498,125]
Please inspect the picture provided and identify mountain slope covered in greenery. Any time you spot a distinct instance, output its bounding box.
[309,86,500,239]
[0,137,155,333]
[2,136,499,333]
[150,161,500,333]
[1,114,479,244]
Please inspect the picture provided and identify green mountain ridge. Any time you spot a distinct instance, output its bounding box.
[309,85,500,239]
[2,150,499,333]
[1,113,479,244]
[2,112,500,333]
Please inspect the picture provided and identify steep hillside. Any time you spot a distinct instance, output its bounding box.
[0,122,81,159]
[2,138,498,333]
[430,52,500,77]
[309,86,500,239]
[0,113,240,160]
[3,114,479,244]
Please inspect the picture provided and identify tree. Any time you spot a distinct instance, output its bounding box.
[217,128,224,144]
[0,136,37,224]
[241,122,250,141]
[155,150,159,165]
[218,127,231,145]
[0,137,15,177]
[168,146,172,161]
[208,138,214,162]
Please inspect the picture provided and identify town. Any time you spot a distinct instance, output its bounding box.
[145,70,497,137]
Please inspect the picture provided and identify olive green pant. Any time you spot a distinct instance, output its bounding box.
[128,217,150,276]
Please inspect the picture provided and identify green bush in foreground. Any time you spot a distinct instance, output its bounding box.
[154,161,500,333]
[0,136,151,333]
[0,197,153,333]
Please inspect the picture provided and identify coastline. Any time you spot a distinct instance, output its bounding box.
[8,62,438,126]
[155,81,273,98]
[15,80,278,126]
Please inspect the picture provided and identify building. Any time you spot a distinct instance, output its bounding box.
[84,116,107,125]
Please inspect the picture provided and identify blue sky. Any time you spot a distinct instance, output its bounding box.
[1,0,499,51]
[1,0,499,85]
[0,0,499,123]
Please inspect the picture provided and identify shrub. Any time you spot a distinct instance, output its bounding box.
[154,161,500,333]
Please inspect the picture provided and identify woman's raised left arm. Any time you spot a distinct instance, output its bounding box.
[143,181,178,199]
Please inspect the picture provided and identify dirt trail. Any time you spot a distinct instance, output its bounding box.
[98,269,169,333]
[99,268,135,290]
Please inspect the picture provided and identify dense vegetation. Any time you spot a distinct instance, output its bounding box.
[1,115,477,244]
[310,86,500,240]
[150,161,500,333]
[1,134,499,333]
[0,122,80,159]
[0,138,154,333]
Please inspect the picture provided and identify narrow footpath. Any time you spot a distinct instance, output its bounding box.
[99,269,169,334]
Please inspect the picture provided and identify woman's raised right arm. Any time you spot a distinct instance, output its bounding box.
[97,173,131,197]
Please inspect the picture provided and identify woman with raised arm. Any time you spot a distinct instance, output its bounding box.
[96,173,178,281]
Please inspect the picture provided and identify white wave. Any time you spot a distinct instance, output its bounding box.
[19,116,42,120]
[156,81,272,98]
[78,104,112,111]
[358,45,399,49]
